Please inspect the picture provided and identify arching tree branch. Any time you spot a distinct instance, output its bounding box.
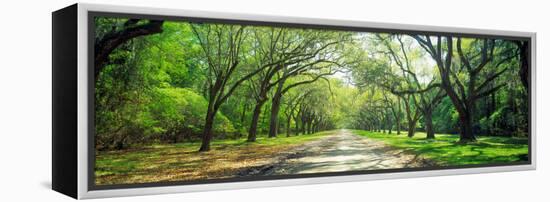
[94,19,164,81]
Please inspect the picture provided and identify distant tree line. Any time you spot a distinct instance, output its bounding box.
[350,34,529,142]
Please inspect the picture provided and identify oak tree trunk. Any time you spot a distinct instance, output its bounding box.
[199,106,216,152]
[424,109,435,139]
[293,116,300,135]
[267,70,292,138]
[407,120,417,138]
[269,91,283,138]
[397,97,402,135]
[247,102,264,142]
[458,111,476,142]
[517,41,529,90]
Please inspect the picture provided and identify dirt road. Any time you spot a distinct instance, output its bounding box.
[239,129,430,176]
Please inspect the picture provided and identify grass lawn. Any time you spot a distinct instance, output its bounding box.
[352,130,529,166]
[95,131,333,185]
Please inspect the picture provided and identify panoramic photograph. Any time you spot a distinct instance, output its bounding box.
[93,17,529,186]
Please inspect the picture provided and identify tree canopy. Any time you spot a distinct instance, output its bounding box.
[94,17,529,152]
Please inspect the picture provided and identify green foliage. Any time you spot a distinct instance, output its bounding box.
[94,19,231,149]
[92,16,530,186]
[432,97,459,134]
[154,88,235,138]
[94,16,528,152]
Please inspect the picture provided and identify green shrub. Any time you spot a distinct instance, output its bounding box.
[152,88,235,142]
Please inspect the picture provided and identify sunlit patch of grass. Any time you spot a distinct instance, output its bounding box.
[352,130,529,166]
[95,131,333,185]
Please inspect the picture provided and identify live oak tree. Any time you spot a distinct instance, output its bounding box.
[294,82,335,134]
[281,89,313,137]
[377,35,445,138]
[410,35,516,142]
[382,93,402,135]
[267,32,357,138]
[242,28,290,142]
[268,65,340,137]
[191,24,266,151]
[349,84,386,132]
[245,28,346,141]
[400,94,422,137]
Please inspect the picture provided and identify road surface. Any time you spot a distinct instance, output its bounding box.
[238,129,430,176]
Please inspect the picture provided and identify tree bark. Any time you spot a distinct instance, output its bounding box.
[381,114,387,134]
[424,109,435,139]
[458,112,476,142]
[269,96,282,137]
[300,111,307,135]
[269,82,284,138]
[386,114,391,134]
[396,121,401,135]
[397,97,402,135]
[293,115,300,135]
[199,105,216,152]
[247,101,265,142]
[407,120,417,138]
[516,41,529,90]
[485,90,494,135]
[387,112,393,134]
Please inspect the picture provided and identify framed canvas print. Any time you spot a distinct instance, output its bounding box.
[52,3,536,199]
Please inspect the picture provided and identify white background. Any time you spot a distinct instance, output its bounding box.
[0,0,547,201]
